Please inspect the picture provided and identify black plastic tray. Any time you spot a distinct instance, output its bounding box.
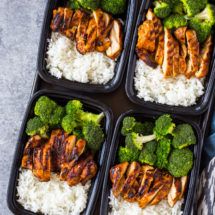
[125,0,215,115]
[100,110,202,215]
[37,0,138,93]
[7,89,113,215]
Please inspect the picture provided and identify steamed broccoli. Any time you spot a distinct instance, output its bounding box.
[26,117,49,138]
[156,137,171,169]
[121,117,136,136]
[49,106,65,126]
[66,100,83,115]
[172,124,196,149]
[139,141,157,165]
[163,14,187,29]
[154,1,172,18]
[77,0,100,10]
[118,146,140,162]
[83,121,104,151]
[181,0,207,17]
[68,0,81,9]
[34,96,57,124]
[173,2,185,15]
[61,115,78,134]
[101,0,126,15]
[168,148,193,177]
[73,129,84,139]
[80,112,104,125]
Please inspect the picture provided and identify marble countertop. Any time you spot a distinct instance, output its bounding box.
[0,0,46,213]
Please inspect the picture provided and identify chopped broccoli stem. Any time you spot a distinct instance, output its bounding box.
[80,112,104,125]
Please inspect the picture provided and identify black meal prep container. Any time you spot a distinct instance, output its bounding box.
[7,89,113,215]
[37,0,138,93]
[100,110,202,215]
[125,0,215,115]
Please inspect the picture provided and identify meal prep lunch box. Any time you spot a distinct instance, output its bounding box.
[100,110,202,215]
[125,0,215,115]
[37,0,138,93]
[7,89,113,215]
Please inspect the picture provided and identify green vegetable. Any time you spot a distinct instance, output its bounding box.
[77,0,100,10]
[101,0,126,15]
[121,117,136,136]
[154,1,172,18]
[68,0,81,9]
[80,112,104,125]
[66,100,83,115]
[49,106,65,126]
[172,2,185,15]
[118,146,140,162]
[168,148,193,177]
[83,121,104,151]
[153,114,175,139]
[172,124,196,149]
[61,115,78,134]
[181,0,207,17]
[125,132,156,150]
[26,117,49,138]
[34,96,57,124]
[139,141,157,165]
[163,14,187,29]
[73,129,84,139]
[156,137,171,169]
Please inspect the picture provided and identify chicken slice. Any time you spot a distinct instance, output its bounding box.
[32,141,51,182]
[136,48,157,68]
[146,9,163,39]
[168,177,182,207]
[106,20,123,59]
[173,40,180,76]
[174,27,187,44]
[179,176,188,199]
[179,44,187,74]
[186,29,200,77]
[110,162,129,197]
[162,28,175,77]
[195,35,213,78]
[21,135,43,170]
[80,159,97,184]
[50,7,65,32]
[136,20,156,52]
[155,33,164,65]
[124,180,140,203]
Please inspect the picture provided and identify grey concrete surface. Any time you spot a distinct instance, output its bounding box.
[0,0,46,214]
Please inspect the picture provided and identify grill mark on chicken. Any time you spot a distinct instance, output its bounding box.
[155,33,164,65]
[174,27,187,44]
[173,40,180,76]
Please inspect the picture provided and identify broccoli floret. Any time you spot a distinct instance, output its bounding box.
[172,124,196,149]
[83,121,104,151]
[73,129,84,139]
[49,106,65,126]
[68,0,81,9]
[125,132,156,150]
[101,0,126,15]
[80,112,104,125]
[156,137,171,169]
[118,146,140,162]
[133,121,155,135]
[61,115,77,134]
[168,148,193,177]
[26,117,49,138]
[121,117,136,136]
[77,0,100,10]
[154,114,175,139]
[163,14,187,29]
[66,100,83,115]
[139,141,157,165]
[181,0,207,17]
[173,2,185,15]
[34,96,57,123]
[154,1,172,18]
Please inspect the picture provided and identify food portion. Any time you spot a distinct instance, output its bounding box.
[17,96,105,214]
[109,114,197,214]
[134,1,215,106]
[46,0,125,85]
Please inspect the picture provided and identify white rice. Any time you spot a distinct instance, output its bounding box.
[134,60,205,107]
[109,190,183,215]
[46,32,116,84]
[17,169,91,215]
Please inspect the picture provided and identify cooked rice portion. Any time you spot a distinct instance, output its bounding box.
[17,169,91,215]
[46,32,116,85]
[109,190,183,215]
[134,60,204,107]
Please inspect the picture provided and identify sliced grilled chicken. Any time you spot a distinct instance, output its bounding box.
[179,176,188,199]
[162,28,175,77]
[174,27,187,44]
[136,48,157,68]
[178,44,187,74]
[186,30,200,77]
[85,18,97,52]
[124,180,140,202]
[136,20,156,52]
[106,20,123,59]
[168,178,182,207]
[146,9,163,39]
[196,35,213,78]
[21,135,43,170]
[173,40,180,76]
[110,162,129,197]
[32,141,51,182]
[155,33,164,65]
[50,7,66,32]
